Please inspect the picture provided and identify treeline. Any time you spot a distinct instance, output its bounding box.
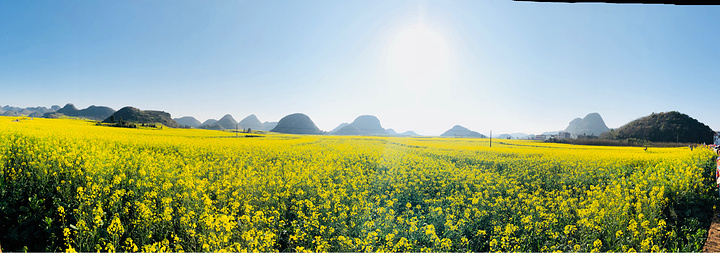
[96,118,162,129]
[550,138,697,148]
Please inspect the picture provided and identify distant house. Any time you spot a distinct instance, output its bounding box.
[557,132,572,140]
[534,135,548,141]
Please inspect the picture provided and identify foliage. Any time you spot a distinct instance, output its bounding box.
[0,116,716,252]
[601,111,715,144]
[101,107,180,128]
[548,138,696,148]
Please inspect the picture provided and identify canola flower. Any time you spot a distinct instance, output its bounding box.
[0,116,716,252]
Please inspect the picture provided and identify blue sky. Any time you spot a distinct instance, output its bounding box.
[1,1,719,135]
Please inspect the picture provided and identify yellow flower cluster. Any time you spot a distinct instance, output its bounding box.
[0,116,715,252]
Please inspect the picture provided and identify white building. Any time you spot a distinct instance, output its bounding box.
[534,134,548,141]
[557,132,572,139]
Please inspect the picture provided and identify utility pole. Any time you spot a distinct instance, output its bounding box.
[490,130,492,147]
[236,123,239,138]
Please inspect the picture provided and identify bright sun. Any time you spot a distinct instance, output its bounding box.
[385,24,451,85]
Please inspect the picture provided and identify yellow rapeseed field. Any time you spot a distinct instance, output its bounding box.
[0,116,716,252]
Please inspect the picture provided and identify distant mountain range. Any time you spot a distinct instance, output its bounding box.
[196,114,277,131]
[0,103,115,121]
[239,114,277,131]
[198,114,237,130]
[0,105,56,117]
[42,103,116,121]
[494,114,610,140]
[4,104,715,142]
[1,104,423,136]
[496,133,531,139]
[330,116,420,136]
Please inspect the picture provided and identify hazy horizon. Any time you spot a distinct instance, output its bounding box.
[0,102,692,136]
[3,1,719,136]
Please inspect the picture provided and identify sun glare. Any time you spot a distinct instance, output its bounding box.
[385,24,451,86]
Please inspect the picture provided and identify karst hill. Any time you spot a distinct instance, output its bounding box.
[239,114,264,130]
[270,113,321,134]
[45,103,116,121]
[333,115,388,136]
[174,116,202,128]
[102,106,180,128]
[564,113,610,136]
[440,125,485,138]
[602,111,714,144]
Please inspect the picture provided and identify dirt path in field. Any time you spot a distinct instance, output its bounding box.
[703,210,720,252]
